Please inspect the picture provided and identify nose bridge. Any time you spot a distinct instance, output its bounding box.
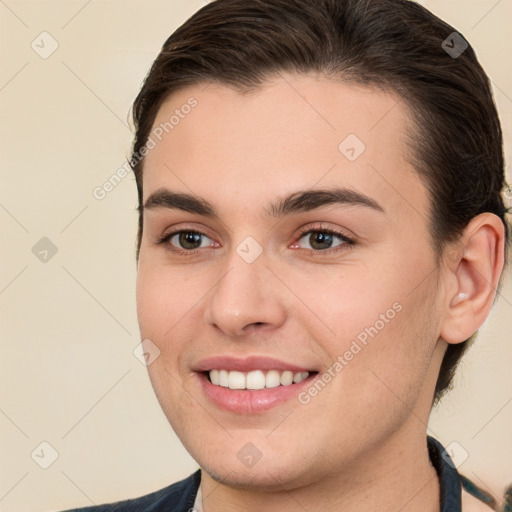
[204,241,286,336]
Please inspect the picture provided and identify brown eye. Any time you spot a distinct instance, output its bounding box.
[161,230,214,251]
[176,231,203,250]
[307,232,335,250]
[297,230,353,251]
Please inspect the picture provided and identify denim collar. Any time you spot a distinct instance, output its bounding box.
[427,435,462,512]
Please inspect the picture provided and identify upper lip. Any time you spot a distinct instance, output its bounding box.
[193,355,316,373]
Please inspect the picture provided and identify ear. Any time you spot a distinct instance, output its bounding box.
[440,213,506,344]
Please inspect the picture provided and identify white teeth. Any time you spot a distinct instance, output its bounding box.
[208,369,311,390]
[265,370,281,388]
[280,370,294,386]
[219,369,229,387]
[246,370,266,390]
[293,371,309,383]
[210,369,220,385]
[228,371,246,389]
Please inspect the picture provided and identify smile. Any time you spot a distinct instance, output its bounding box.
[194,355,319,413]
[207,369,310,390]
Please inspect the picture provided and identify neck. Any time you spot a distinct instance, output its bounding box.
[199,430,440,512]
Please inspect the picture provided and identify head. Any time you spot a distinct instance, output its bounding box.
[131,0,508,489]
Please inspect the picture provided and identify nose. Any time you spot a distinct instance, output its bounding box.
[203,249,287,338]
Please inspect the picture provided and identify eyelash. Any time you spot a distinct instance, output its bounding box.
[156,225,355,257]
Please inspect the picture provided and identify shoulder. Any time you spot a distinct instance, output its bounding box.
[460,474,512,512]
[60,469,201,512]
[427,437,505,512]
[461,490,497,512]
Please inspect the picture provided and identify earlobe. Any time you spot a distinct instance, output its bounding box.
[440,213,505,345]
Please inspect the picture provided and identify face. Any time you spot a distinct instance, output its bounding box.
[136,74,447,489]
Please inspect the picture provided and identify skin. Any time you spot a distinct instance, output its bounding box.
[135,73,505,512]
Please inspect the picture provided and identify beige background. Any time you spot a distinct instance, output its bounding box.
[1,1,511,511]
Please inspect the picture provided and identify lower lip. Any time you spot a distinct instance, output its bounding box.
[197,372,318,414]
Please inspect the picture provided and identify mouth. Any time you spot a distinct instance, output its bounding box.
[193,356,319,414]
[205,369,314,390]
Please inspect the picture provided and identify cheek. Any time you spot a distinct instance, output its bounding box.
[136,264,202,420]
[341,281,440,420]
[300,255,438,399]
[291,266,404,356]
[135,264,200,406]
[136,262,203,342]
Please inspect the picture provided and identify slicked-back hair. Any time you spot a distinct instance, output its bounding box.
[130,0,509,403]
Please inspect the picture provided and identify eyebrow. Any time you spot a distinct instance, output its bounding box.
[141,187,385,217]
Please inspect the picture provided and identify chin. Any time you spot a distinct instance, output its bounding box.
[199,460,304,491]
[193,444,330,493]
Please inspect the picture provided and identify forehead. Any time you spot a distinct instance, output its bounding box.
[142,74,428,224]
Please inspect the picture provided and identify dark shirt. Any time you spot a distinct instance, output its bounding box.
[63,436,490,511]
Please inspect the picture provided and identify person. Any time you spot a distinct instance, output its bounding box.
[64,0,510,510]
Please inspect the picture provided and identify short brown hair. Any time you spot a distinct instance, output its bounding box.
[130,0,509,403]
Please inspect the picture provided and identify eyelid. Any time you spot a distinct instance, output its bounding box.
[291,224,355,254]
[158,223,217,242]
[295,222,355,240]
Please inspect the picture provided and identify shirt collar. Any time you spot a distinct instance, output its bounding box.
[427,435,462,511]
